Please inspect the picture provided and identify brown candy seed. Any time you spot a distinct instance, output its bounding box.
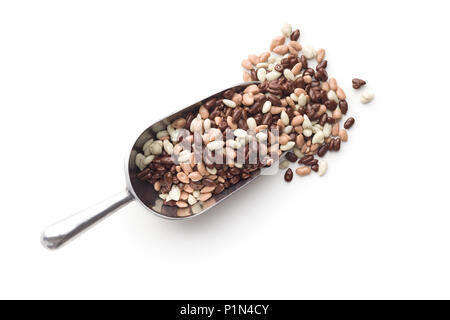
[352,78,366,89]
[344,117,355,129]
[284,168,293,182]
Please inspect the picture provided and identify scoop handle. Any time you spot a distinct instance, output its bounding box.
[41,190,133,250]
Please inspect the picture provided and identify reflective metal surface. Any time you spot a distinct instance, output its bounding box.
[41,191,133,249]
[41,82,265,249]
[126,82,264,220]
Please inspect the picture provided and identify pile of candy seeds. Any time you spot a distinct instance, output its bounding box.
[241,24,374,181]
[135,24,374,214]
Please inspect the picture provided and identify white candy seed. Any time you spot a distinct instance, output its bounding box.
[327,90,339,104]
[318,159,328,176]
[163,139,174,155]
[234,129,247,138]
[247,117,257,130]
[303,128,313,137]
[361,91,375,104]
[302,115,312,129]
[262,100,272,113]
[257,68,267,82]
[280,141,295,151]
[312,131,325,144]
[298,94,307,107]
[266,70,282,81]
[178,150,191,163]
[223,99,236,108]
[283,69,295,81]
[302,45,316,60]
[281,23,292,37]
[207,140,225,151]
[169,185,181,202]
[281,110,289,125]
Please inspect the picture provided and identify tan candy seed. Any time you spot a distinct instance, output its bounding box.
[339,128,348,142]
[248,54,259,65]
[321,82,330,92]
[244,84,259,94]
[288,45,298,56]
[201,186,215,194]
[181,163,192,175]
[336,87,346,100]
[289,41,302,51]
[197,162,207,176]
[270,106,283,115]
[242,93,254,106]
[243,71,252,82]
[296,134,305,147]
[227,116,237,129]
[273,45,289,55]
[296,167,311,176]
[332,107,342,120]
[241,59,253,70]
[232,93,242,106]
[199,193,212,202]
[291,63,303,76]
[184,184,194,193]
[199,105,209,119]
[270,35,285,51]
[329,78,338,91]
[259,52,270,62]
[180,191,189,201]
[332,123,340,136]
[310,143,320,153]
[176,201,188,208]
[286,96,295,108]
[188,171,202,182]
[172,118,186,129]
[291,115,304,126]
[279,134,290,145]
[316,48,325,63]
[177,172,190,184]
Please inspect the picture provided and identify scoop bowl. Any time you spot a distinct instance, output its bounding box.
[41,82,268,250]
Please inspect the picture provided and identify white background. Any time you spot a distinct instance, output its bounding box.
[1,0,449,299]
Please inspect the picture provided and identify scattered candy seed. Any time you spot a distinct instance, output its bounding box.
[302,45,316,60]
[360,90,375,104]
[284,168,293,182]
[352,78,366,89]
[281,24,292,38]
[318,160,328,176]
[344,117,355,129]
[290,29,300,41]
[296,166,311,176]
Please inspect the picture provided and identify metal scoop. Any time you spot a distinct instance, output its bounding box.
[41,82,272,250]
